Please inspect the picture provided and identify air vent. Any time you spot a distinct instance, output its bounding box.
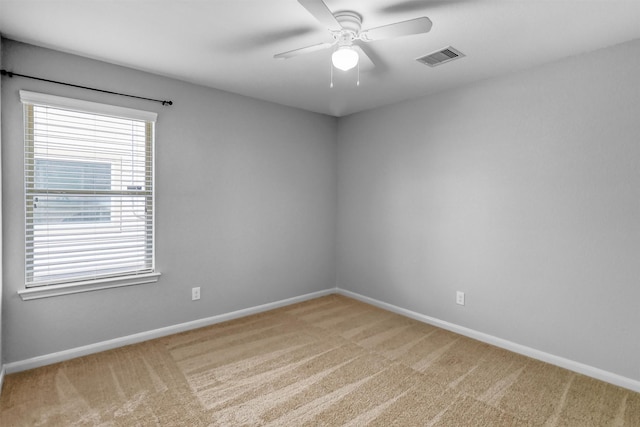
[416,46,465,67]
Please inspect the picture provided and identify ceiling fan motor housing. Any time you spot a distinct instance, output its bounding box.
[333,11,362,45]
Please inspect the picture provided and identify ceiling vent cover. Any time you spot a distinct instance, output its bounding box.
[416,46,465,67]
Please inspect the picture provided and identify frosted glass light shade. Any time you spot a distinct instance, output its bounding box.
[332,46,359,71]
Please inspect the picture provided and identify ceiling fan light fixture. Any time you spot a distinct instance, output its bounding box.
[332,46,359,71]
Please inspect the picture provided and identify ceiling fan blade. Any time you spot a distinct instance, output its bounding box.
[378,0,470,15]
[360,17,433,42]
[298,0,342,31]
[353,42,389,75]
[226,27,317,51]
[351,45,375,72]
[274,41,335,59]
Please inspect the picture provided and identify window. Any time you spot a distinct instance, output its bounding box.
[20,91,159,298]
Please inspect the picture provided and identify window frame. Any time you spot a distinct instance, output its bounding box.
[18,91,160,300]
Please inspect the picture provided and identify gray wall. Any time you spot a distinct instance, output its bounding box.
[337,39,640,382]
[0,37,4,372]
[3,35,640,385]
[1,40,337,363]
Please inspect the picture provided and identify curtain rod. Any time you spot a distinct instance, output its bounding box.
[0,69,173,106]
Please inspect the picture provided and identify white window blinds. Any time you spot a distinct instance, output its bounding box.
[21,91,157,288]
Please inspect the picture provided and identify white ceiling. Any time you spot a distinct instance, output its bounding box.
[1,0,640,117]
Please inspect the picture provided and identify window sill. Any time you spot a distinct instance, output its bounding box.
[18,272,161,301]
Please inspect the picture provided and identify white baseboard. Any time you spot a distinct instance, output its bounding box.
[336,288,640,393]
[5,286,639,394]
[4,288,336,374]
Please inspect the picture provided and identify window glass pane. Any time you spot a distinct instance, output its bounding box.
[34,159,112,223]
[35,158,112,191]
[32,194,112,224]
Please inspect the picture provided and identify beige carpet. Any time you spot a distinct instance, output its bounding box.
[1,294,638,426]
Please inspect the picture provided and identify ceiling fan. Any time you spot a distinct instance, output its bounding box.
[274,0,433,72]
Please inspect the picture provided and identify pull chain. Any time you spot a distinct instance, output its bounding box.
[328,61,361,88]
[330,63,334,88]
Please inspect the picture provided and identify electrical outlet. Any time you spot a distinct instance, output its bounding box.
[192,287,201,301]
[456,291,465,306]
